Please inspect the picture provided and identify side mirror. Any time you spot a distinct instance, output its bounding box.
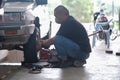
[36,0,48,5]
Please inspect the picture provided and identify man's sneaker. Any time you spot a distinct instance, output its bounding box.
[73,60,86,67]
[67,56,86,67]
[29,65,42,74]
[50,60,73,68]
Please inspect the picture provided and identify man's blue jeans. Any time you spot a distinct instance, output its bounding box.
[53,35,89,61]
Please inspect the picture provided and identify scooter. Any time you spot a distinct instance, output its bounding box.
[93,9,112,45]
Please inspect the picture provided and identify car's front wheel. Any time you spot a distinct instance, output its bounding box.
[23,28,39,63]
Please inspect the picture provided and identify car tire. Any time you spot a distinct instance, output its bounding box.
[23,28,39,63]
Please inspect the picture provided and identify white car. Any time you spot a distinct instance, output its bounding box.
[0,0,51,63]
[0,0,51,49]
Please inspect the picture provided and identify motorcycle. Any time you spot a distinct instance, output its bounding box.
[93,9,112,44]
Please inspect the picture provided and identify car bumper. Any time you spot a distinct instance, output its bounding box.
[0,35,30,49]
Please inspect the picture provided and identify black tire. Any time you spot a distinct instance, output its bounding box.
[23,28,39,63]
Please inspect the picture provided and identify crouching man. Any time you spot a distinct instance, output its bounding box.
[42,5,91,68]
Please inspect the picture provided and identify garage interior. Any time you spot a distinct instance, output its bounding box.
[0,34,120,80]
[0,0,120,80]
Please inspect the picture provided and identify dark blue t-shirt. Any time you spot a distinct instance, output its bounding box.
[56,16,91,53]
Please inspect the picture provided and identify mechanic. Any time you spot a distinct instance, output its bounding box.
[42,5,91,68]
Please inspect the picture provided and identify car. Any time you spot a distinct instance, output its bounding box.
[0,0,51,63]
[0,0,51,49]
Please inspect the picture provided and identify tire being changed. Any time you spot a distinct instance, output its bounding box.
[23,28,39,63]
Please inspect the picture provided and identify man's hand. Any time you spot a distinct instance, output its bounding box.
[42,37,55,47]
[42,39,51,46]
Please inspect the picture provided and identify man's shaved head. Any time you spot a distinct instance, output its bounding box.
[54,5,70,24]
[54,5,69,16]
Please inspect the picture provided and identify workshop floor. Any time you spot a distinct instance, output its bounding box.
[0,37,120,80]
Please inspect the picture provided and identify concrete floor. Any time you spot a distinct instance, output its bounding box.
[0,36,120,80]
[0,21,120,80]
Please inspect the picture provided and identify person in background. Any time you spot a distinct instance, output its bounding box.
[42,5,91,67]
